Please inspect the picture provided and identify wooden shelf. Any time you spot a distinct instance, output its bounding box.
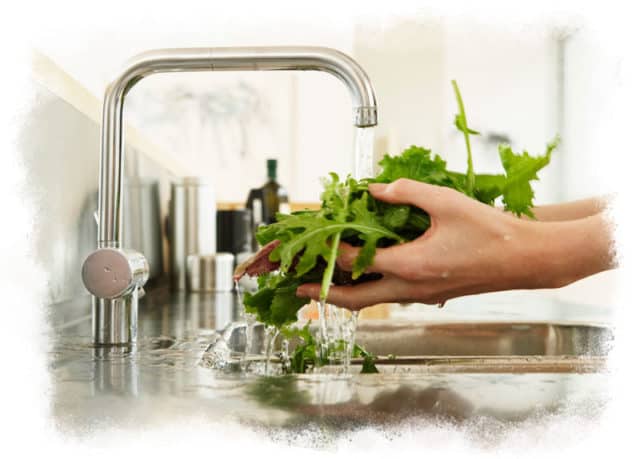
[216,201,321,211]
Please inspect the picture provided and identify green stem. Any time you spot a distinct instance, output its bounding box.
[452,80,475,196]
[319,231,342,301]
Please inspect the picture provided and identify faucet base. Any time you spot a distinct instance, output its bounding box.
[92,292,139,345]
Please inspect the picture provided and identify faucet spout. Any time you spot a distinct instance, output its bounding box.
[99,47,377,248]
[83,46,378,345]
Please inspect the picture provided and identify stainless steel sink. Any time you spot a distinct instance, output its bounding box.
[353,321,610,373]
[207,318,610,375]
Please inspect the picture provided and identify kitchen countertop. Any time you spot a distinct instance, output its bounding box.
[48,286,612,445]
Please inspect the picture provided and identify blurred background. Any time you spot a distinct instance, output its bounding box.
[23,10,621,313]
[33,16,618,204]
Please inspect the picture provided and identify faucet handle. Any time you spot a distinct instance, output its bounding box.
[82,248,149,299]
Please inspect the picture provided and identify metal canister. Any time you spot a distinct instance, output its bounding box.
[168,177,216,290]
[186,253,235,292]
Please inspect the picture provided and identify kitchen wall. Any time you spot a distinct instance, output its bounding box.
[19,81,101,303]
[353,19,447,169]
[562,27,621,201]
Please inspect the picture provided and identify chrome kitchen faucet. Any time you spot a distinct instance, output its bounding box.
[81,47,378,345]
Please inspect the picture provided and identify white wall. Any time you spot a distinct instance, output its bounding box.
[439,20,561,204]
[352,19,562,205]
[125,72,297,202]
[562,28,621,201]
[353,20,446,169]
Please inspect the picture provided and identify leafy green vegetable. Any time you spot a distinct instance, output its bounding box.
[361,354,379,374]
[281,321,318,373]
[452,80,477,196]
[280,323,379,374]
[243,274,308,328]
[242,81,559,373]
[373,145,452,186]
[353,344,379,374]
[499,136,559,217]
[255,179,404,292]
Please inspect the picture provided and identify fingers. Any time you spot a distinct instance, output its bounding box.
[369,179,457,215]
[296,278,412,310]
[337,242,392,273]
[336,242,359,271]
[337,241,424,276]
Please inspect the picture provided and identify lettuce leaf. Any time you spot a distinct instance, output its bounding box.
[499,136,559,217]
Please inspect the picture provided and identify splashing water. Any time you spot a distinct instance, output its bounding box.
[234,280,243,309]
[235,279,257,367]
[280,338,290,374]
[316,300,329,362]
[263,325,279,375]
[342,310,359,372]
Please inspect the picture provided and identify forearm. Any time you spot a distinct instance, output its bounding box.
[515,195,611,222]
[515,212,616,289]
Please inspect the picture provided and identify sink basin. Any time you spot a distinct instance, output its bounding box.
[205,319,611,374]
[353,321,610,373]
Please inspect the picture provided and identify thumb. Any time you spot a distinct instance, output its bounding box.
[369,179,456,215]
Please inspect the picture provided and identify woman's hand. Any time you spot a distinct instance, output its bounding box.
[296,179,615,310]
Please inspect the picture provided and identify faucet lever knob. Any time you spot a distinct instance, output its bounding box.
[82,248,149,299]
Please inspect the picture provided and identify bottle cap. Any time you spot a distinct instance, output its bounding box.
[267,159,277,180]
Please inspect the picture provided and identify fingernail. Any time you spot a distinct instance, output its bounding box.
[368,183,388,194]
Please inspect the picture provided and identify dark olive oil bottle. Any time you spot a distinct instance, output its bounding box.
[262,159,289,224]
[245,159,289,251]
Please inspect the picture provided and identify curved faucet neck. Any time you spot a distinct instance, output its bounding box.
[97,46,378,248]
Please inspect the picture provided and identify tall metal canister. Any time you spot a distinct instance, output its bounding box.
[168,177,216,290]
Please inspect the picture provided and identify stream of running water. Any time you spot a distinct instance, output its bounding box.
[227,127,376,373]
[314,127,375,371]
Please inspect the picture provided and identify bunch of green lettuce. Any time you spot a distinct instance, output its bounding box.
[244,80,558,335]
